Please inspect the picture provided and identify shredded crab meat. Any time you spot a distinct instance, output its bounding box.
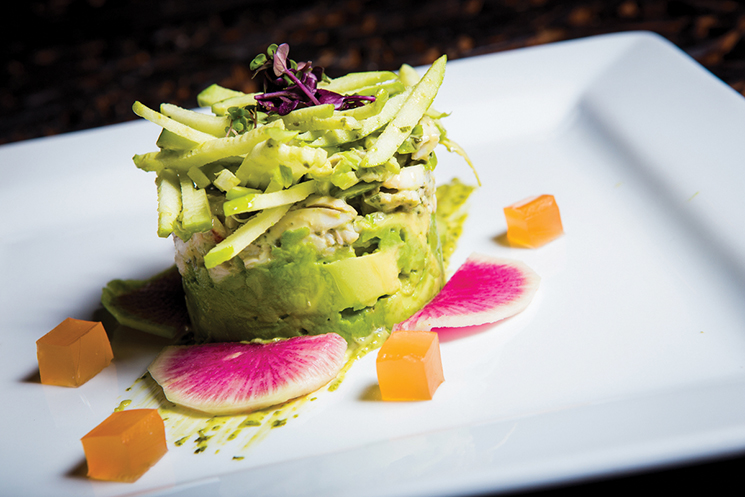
[239,243,271,269]
[365,167,436,214]
[302,195,357,213]
[411,116,441,161]
[174,232,213,274]
[174,166,437,283]
[382,164,426,190]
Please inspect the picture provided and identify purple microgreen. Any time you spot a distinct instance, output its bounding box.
[250,43,375,116]
[340,94,376,109]
[283,70,321,106]
[316,90,376,110]
[315,88,345,108]
[273,43,290,77]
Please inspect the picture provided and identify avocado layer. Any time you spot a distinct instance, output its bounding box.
[180,205,443,344]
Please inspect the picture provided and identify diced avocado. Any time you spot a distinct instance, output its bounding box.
[330,170,358,191]
[213,169,241,192]
[324,250,401,310]
[324,150,363,190]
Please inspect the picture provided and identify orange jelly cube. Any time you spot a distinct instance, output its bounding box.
[376,330,444,401]
[504,194,564,248]
[81,409,167,482]
[36,318,114,387]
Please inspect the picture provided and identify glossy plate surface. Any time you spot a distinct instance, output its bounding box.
[3,31,745,496]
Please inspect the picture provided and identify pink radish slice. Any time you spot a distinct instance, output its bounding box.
[394,253,540,331]
[148,333,347,415]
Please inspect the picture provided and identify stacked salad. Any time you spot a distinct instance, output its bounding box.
[130,44,475,344]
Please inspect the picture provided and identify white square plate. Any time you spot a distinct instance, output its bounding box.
[3,31,745,497]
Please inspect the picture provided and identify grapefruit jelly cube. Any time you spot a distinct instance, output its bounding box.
[81,409,167,482]
[36,318,114,387]
[504,194,563,248]
[376,330,444,401]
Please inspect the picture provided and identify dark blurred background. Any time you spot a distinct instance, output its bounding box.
[3,0,744,494]
[4,0,745,145]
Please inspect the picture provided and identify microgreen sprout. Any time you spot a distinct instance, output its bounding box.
[225,106,262,136]
[251,43,375,116]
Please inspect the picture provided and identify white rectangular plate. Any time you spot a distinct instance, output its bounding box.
[3,31,745,497]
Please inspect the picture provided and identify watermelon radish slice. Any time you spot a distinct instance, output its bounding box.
[148,333,347,415]
[394,253,540,331]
